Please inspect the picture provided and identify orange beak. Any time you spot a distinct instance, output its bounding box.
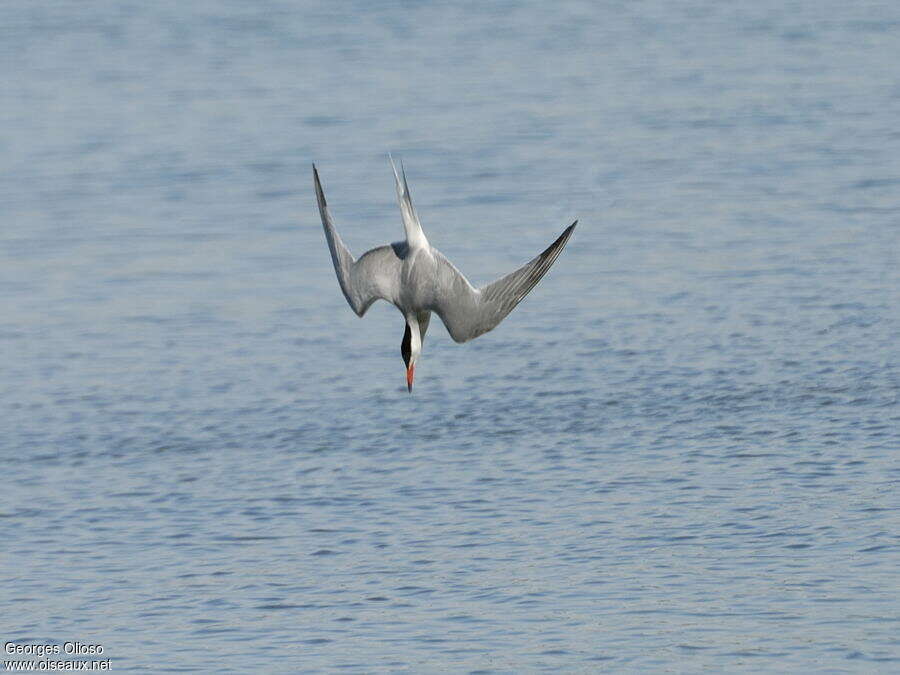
[406,363,415,393]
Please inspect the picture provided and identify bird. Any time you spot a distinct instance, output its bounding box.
[313,158,576,392]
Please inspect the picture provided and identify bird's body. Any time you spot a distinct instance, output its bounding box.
[313,158,576,391]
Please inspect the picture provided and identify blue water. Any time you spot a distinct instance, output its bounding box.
[2,1,899,671]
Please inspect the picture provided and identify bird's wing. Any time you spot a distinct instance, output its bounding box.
[430,221,577,342]
[314,164,400,316]
[389,155,428,246]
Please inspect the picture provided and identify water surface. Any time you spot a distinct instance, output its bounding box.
[1,1,898,671]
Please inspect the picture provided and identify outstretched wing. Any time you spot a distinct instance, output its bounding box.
[313,164,400,316]
[430,222,577,342]
[389,155,428,246]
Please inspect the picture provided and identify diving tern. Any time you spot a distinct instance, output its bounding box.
[313,158,576,392]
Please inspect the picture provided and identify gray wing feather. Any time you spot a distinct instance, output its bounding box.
[432,221,577,342]
[314,164,400,316]
[389,155,419,232]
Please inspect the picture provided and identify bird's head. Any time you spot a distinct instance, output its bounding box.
[401,322,420,393]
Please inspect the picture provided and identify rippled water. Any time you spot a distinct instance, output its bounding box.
[2,1,899,671]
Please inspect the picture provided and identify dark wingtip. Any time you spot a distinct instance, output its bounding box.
[313,164,325,204]
[559,220,577,243]
[557,220,577,243]
[399,158,412,201]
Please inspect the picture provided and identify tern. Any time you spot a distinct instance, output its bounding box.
[313,158,576,392]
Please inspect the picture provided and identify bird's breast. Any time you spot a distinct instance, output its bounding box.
[398,247,436,311]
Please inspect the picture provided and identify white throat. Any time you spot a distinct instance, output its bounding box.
[407,316,423,357]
